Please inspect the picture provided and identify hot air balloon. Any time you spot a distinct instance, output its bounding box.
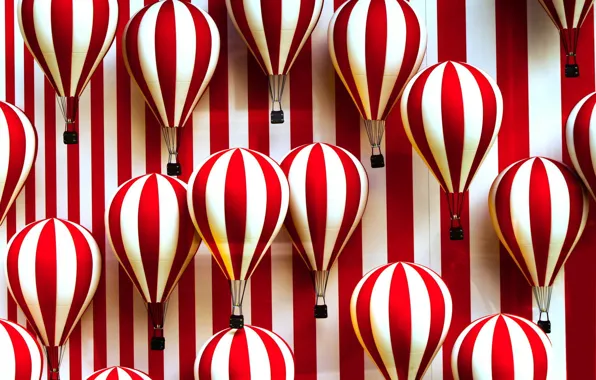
[329,0,427,168]
[123,0,220,176]
[280,143,368,318]
[452,314,552,379]
[5,218,101,380]
[106,173,201,350]
[18,0,118,145]
[226,0,323,124]
[488,157,589,333]
[351,262,452,379]
[537,0,594,77]
[0,319,43,380]
[87,367,153,380]
[187,148,289,328]
[566,92,596,199]
[401,61,503,240]
[0,101,37,226]
[195,325,294,380]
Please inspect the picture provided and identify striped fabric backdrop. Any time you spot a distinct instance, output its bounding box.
[0,0,595,379]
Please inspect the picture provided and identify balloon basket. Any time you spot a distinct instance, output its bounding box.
[450,226,464,241]
[314,305,328,319]
[230,314,244,329]
[565,64,579,78]
[271,110,284,124]
[63,131,78,145]
[370,154,385,168]
[537,320,551,334]
[167,163,181,176]
[151,336,166,351]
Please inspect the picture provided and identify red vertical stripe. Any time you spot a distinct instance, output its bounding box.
[389,265,412,379]
[305,145,328,270]
[23,47,36,226]
[208,0,231,334]
[116,0,134,368]
[90,63,107,370]
[385,110,414,263]
[436,2,469,379]
[144,6,165,379]
[494,0,532,320]
[334,0,365,376]
[561,11,596,379]
[364,0,386,119]
[491,317,515,379]
[248,45,273,330]
[528,160,551,286]
[5,0,18,324]
[177,89,196,380]
[289,34,317,380]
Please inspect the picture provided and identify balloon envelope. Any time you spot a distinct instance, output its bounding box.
[351,262,452,379]
[195,325,294,380]
[452,314,552,379]
[0,318,43,380]
[86,367,153,380]
[0,101,37,226]
[566,91,596,200]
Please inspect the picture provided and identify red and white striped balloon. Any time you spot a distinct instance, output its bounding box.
[400,61,503,236]
[488,157,588,288]
[123,0,220,172]
[488,157,588,331]
[328,0,426,166]
[0,101,37,226]
[195,325,294,380]
[452,314,552,379]
[18,0,118,129]
[106,173,201,343]
[538,0,594,76]
[187,148,289,282]
[226,0,322,77]
[566,91,596,200]
[351,262,452,379]
[5,218,101,379]
[280,143,368,315]
[329,0,426,122]
[0,318,43,380]
[87,367,152,380]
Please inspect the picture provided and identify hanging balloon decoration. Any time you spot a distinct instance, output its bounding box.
[280,143,368,318]
[195,325,294,380]
[329,0,426,168]
[18,0,118,144]
[452,314,552,379]
[488,157,589,333]
[351,262,452,379]
[87,367,153,380]
[123,0,220,176]
[566,91,596,199]
[0,319,43,380]
[0,102,37,226]
[226,0,322,124]
[537,0,594,77]
[401,61,503,240]
[187,148,289,328]
[106,174,201,350]
[5,218,101,380]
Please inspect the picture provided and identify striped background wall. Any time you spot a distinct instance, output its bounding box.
[1,0,595,379]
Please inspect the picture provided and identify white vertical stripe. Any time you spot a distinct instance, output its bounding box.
[369,265,397,379]
[71,0,94,95]
[103,30,120,368]
[155,175,180,301]
[32,0,63,95]
[239,0,272,74]
[34,63,46,221]
[164,288,180,380]
[61,342,71,380]
[0,0,4,100]
[55,100,67,218]
[133,291,148,374]
[210,331,233,378]
[246,328,272,379]
[0,324,17,379]
[466,0,500,320]
[503,316,534,379]
[0,221,6,318]
[54,221,79,343]
[345,0,371,118]
[81,302,94,379]
[14,5,24,111]
[228,17,249,149]
[271,229,294,349]
[278,0,300,72]
[321,144,347,268]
